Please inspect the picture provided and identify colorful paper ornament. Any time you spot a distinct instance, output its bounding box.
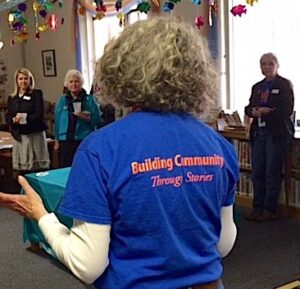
[246,0,258,6]
[8,2,28,44]
[115,0,122,11]
[195,15,205,29]
[137,1,151,13]
[117,12,125,27]
[230,4,247,16]
[48,14,58,31]
[163,2,175,12]
[37,23,48,32]
[93,11,105,20]
[208,0,218,26]
[31,0,63,41]
[79,6,86,15]
[39,10,48,18]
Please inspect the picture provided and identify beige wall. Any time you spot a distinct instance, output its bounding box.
[0,1,211,104]
[173,0,208,36]
[0,0,76,103]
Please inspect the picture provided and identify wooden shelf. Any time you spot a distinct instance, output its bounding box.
[236,195,252,207]
[219,129,249,141]
[221,129,300,215]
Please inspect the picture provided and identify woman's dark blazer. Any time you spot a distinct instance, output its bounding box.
[6,89,47,140]
[244,75,294,140]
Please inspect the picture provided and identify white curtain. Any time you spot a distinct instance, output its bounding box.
[76,0,146,92]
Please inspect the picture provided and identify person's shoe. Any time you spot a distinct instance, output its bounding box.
[245,209,263,221]
[256,210,279,222]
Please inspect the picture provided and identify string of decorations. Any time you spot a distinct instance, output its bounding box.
[7,0,64,46]
[230,0,258,17]
[0,0,259,49]
[77,0,218,29]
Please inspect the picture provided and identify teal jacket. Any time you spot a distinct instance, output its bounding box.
[55,92,101,141]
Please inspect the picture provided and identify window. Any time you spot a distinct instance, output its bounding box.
[78,4,147,92]
[223,0,300,123]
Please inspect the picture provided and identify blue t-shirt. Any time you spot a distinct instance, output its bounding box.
[59,111,239,289]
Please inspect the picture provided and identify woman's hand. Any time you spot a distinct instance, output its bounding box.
[73,112,91,122]
[0,176,48,222]
[12,115,21,124]
[54,140,60,150]
[251,107,275,117]
[258,107,275,115]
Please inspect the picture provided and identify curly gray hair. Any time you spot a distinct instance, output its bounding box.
[95,17,218,115]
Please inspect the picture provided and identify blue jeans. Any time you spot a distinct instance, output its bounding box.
[251,129,290,213]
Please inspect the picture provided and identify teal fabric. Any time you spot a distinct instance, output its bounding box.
[54,94,101,141]
[23,168,72,257]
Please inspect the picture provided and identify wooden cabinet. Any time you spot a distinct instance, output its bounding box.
[0,102,8,131]
[219,129,300,216]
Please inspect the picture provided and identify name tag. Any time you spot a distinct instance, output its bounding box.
[258,117,266,127]
[271,89,279,94]
[23,95,31,100]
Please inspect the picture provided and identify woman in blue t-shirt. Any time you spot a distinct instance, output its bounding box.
[0,18,239,289]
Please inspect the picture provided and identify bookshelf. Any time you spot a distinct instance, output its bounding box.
[219,129,300,217]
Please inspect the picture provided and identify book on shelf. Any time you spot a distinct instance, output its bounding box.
[217,110,246,131]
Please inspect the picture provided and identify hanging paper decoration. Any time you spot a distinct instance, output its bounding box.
[246,0,258,6]
[32,0,64,40]
[0,0,26,12]
[117,12,125,27]
[8,2,29,45]
[208,0,218,26]
[115,0,122,11]
[6,0,64,45]
[0,60,8,85]
[195,16,205,29]
[230,4,247,16]
[162,0,181,12]
[79,6,86,15]
[192,0,201,4]
[48,14,59,31]
[162,2,174,12]
[137,1,151,13]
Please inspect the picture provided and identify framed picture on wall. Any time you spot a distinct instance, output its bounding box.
[42,49,57,77]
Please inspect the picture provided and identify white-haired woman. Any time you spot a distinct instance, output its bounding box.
[54,69,101,167]
[6,68,50,173]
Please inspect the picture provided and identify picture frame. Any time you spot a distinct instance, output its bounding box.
[42,49,57,77]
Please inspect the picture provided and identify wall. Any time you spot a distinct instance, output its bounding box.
[0,0,76,103]
[0,0,213,104]
[173,0,208,37]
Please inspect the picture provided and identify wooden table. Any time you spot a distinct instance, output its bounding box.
[0,131,58,179]
[0,131,13,178]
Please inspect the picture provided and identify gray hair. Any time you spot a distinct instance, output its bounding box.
[260,52,279,66]
[63,69,84,88]
[95,17,218,116]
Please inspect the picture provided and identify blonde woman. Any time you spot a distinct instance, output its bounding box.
[1,18,238,289]
[6,68,49,173]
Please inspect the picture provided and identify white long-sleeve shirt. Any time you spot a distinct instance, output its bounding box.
[38,204,236,284]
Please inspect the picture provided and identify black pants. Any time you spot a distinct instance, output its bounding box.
[59,140,81,168]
